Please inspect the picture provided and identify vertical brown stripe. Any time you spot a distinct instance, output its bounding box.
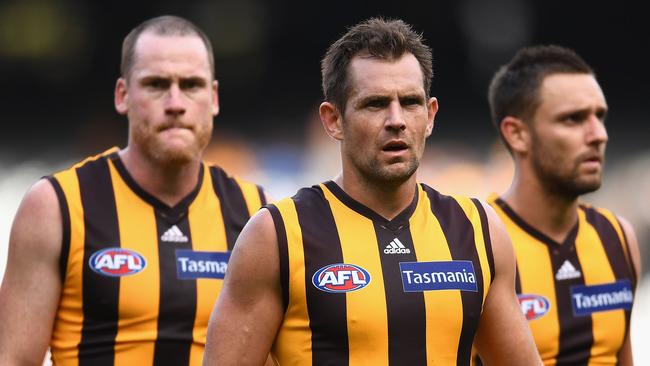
[47,177,71,284]
[210,166,250,250]
[294,189,349,366]
[582,207,634,287]
[425,187,483,366]
[374,225,426,364]
[77,158,120,366]
[152,215,196,365]
[257,185,267,206]
[267,205,289,312]
[550,233,593,365]
[616,219,637,288]
[471,199,495,282]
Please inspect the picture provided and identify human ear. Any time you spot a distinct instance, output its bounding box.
[425,97,439,137]
[501,116,529,154]
[212,80,220,116]
[319,102,344,141]
[114,78,129,115]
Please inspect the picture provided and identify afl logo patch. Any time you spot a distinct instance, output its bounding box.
[312,263,371,293]
[518,294,550,320]
[89,247,147,277]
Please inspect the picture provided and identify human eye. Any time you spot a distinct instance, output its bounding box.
[180,78,206,90]
[401,96,424,107]
[595,108,608,123]
[143,77,169,90]
[362,97,389,109]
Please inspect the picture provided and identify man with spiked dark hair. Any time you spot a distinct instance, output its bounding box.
[484,44,641,365]
[203,17,541,366]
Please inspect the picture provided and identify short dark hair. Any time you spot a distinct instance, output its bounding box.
[488,45,594,150]
[121,15,215,80]
[321,17,433,112]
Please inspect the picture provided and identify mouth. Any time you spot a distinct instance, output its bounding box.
[158,123,192,133]
[382,140,409,153]
[581,153,603,164]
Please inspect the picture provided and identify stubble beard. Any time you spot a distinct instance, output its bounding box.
[132,123,210,167]
[357,153,420,191]
[531,143,603,200]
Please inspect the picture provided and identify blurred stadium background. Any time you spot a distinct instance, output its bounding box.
[1,0,648,364]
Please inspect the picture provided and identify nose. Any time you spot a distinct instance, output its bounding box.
[586,115,608,146]
[385,101,406,131]
[165,84,186,117]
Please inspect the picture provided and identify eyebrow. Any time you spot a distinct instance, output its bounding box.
[138,75,209,85]
[356,92,425,107]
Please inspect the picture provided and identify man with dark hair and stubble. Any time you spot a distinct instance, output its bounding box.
[0,15,269,365]
[202,17,542,366]
[482,45,641,365]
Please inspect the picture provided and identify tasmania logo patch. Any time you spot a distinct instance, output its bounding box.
[312,263,371,293]
[89,247,146,277]
[400,260,478,292]
[518,294,550,320]
[176,250,230,280]
[571,280,633,316]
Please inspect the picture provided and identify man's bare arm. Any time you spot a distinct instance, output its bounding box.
[473,201,542,366]
[0,179,63,365]
[616,216,641,366]
[203,208,284,366]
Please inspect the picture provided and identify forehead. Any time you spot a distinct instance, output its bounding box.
[537,73,606,113]
[131,32,211,78]
[347,53,425,99]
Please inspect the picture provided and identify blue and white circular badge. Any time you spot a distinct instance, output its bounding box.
[312,263,371,293]
[89,247,147,277]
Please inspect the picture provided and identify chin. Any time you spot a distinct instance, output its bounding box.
[152,145,199,165]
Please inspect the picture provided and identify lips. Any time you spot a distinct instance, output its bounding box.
[158,123,192,132]
[382,140,408,152]
[580,152,603,164]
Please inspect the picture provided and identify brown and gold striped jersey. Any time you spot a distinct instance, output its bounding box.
[489,195,636,366]
[267,181,495,365]
[47,148,265,366]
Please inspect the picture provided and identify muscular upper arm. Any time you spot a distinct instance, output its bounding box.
[203,208,283,366]
[0,179,63,365]
[618,216,641,283]
[616,216,641,366]
[473,201,542,366]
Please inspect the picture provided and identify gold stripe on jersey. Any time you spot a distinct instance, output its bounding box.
[188,167,228,366]
[409,187,462,363]
[108,159,160,365]
[488,199,561,364]
[235,177,264,215]
[271,198,311,365]
[321,185,390,365]
[574,209,624,365]
[51,150,115,366]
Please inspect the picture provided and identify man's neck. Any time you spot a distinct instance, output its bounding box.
[119,147,201,207]
[334,171,417,221]
[502,171,579,243]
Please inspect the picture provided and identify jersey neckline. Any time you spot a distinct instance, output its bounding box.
[109,151,205,223]
[322,180,419,232]
[493,196,579,248]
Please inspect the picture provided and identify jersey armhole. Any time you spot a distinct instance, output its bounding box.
[45,176,71,285]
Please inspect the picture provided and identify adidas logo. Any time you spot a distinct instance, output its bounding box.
[555,259,581,280]
[384,238,411,255]
[160,225,189,243]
